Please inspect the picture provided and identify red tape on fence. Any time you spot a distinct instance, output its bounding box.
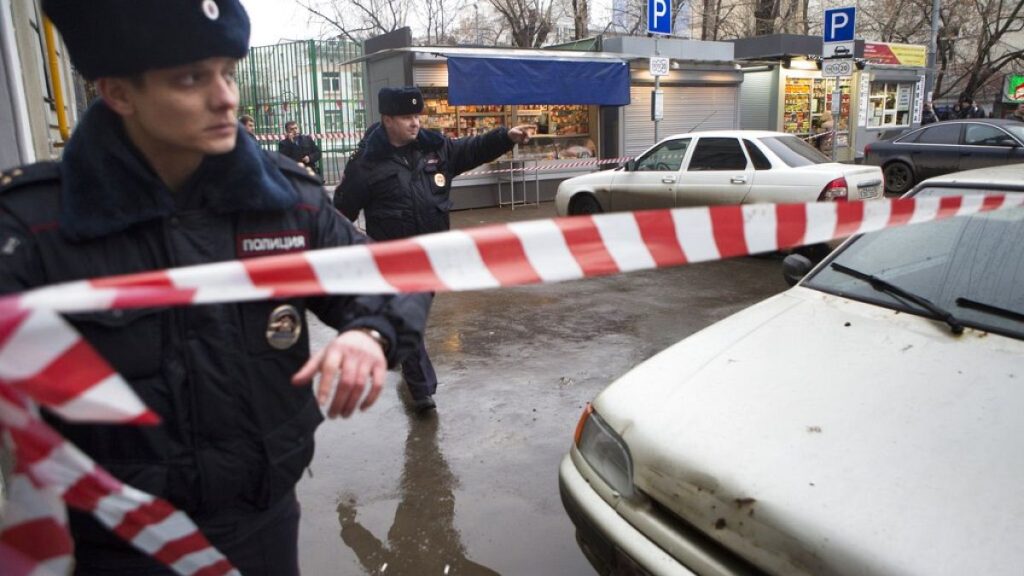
[1,195,1021,574]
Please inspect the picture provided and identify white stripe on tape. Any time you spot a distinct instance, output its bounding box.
[31,442,94,494]
[593,213,655,273]
[508,220,584,283]
[306,245,397,294]
[741,204,779,254]
[95,485,155,530]
[19,282,118,314]
[804,202,840,245]
[131,511,198,554]
[416,231,500,291]
[672,208,719,263]
[0,310,78,380]
[53,374,147,423]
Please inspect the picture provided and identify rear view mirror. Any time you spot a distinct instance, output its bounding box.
[782,254,814,286]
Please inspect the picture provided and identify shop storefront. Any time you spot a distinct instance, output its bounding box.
[735,35,926,162]
[355,30,740,208]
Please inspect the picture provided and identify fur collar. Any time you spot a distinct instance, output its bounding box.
[59,101,297,241]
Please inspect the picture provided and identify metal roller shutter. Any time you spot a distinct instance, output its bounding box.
[413,63,449,87]
[739,70,776,131]
[624,85,737,157]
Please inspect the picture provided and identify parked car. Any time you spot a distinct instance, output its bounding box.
[864,118,1024,195]
[559,165,1024,576]
[555,131,884,216]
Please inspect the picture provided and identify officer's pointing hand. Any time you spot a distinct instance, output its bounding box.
[508,125,532,145]
[291,330,387,419]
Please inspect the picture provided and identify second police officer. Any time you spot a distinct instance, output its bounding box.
[335,87,531,413]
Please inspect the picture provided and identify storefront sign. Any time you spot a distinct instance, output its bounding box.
[1003,74,1024,103]
[914,75,925,124]
[858,74,870,127]
[864,42,927,67]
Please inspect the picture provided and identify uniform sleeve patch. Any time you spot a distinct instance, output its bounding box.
[237,230,310,258]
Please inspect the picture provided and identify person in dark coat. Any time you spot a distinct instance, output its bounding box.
[278,120,322,174]
[958,96,987,119]
[921,102,939,125]
[0,1,428,574]
[334,86,531,413]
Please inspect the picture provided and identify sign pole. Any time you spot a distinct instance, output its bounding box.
[654,37,660,143]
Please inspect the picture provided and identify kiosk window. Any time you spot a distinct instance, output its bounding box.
[688,138,747,171]
[867,81,915,129]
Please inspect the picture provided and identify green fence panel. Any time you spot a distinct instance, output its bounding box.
[238,40,366,186]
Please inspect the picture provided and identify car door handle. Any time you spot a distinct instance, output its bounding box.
[730,177,747,184]
[662,177,677,183]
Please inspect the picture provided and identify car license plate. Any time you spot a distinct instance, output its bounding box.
[859,185,880,198]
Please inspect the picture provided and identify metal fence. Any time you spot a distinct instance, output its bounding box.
[238,40,366,185]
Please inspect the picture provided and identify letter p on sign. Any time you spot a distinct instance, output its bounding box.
[647,0,672,35]
[824,7,856,42]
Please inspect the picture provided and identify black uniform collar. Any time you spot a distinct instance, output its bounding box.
[59,101,298,241]
[360,121,444,162]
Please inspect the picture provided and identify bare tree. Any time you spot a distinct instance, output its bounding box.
[418,0,468,44]
[296,0,411,42]
[571,0,590,38]
[487,0,555,46]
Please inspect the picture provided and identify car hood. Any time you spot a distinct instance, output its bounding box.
[594,288,1024,575]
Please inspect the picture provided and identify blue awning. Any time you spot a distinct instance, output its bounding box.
[447,56,631,106]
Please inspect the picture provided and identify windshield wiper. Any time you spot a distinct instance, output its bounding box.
[955,297,1024,323]
[830,263,964,335]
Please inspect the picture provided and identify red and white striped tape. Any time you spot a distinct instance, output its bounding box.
[256,132,362,142]
[1,195,1021,573]
[458,156,631,177]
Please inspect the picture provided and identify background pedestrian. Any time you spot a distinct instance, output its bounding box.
[279,120,323,175]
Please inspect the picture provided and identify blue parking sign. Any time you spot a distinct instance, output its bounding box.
[824,7,856,43]
[647,0,672,35]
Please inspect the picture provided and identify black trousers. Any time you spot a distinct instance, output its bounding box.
[401,294,437,400]
[73,492,301,576]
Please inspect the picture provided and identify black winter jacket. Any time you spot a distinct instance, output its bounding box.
[278,134,322,173]
[0,102,427,553]
[334,124,514,240]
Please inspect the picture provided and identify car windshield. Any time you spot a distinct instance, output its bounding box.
[803,188,1024,340]
[759,136,831,167]
[1002,123,1024,142]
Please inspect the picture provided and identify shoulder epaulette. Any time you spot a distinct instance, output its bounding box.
[268,151,323,185]
[0,162,60,195]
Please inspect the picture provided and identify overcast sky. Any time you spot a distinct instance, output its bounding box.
[242,0,318,47]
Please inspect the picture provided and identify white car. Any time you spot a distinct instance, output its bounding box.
[555,130,884,216]
[559,165,1024,575]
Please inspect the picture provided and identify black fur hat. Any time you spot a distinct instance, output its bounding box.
[43,0,250,80]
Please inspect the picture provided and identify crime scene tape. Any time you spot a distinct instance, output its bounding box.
[1,195,1022,575]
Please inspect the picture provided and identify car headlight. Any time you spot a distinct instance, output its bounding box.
[574,404,635,498]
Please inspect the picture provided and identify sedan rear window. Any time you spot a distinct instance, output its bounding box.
[759,136,830,167]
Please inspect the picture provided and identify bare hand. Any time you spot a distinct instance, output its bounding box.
[508,125,532,145]
[291,330,387,419]
[302,155,310,163]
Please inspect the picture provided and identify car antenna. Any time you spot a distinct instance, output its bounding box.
[687,110,717,133]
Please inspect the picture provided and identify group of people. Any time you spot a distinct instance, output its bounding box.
[0,0,528,574]
[921,95,989,124]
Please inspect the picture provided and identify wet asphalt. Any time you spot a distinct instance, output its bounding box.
[298,202,789,575]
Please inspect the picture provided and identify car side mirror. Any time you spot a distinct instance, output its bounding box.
[782,253,814,286]
[622,159,636,171]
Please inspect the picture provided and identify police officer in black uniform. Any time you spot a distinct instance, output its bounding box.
[334,87,531,413]
[0,1,428,574]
